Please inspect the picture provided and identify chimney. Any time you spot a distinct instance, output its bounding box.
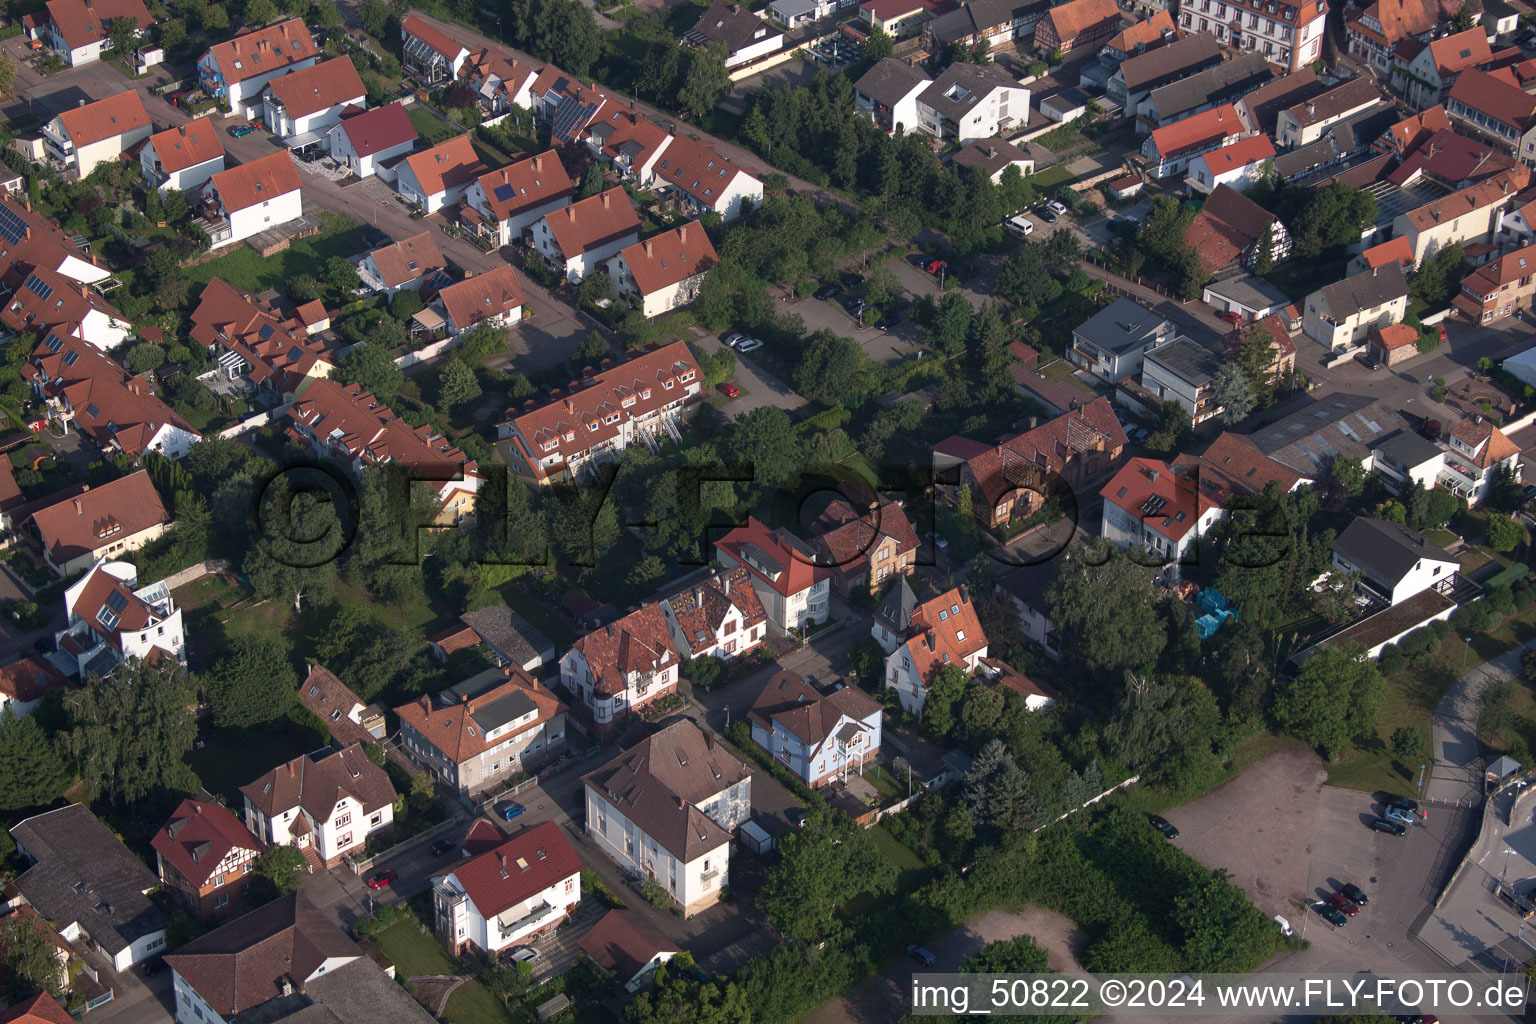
[1373,266,1378,276]
[287,761,295,777]
[644,240,653,257]
[566,207,577,221]
[1306,101,1315,117]
[678,225,688,243]
[564,398,575,412]
[1028,415,1038,429]
[705,732,714,750]
[959,583,969,603]
[1149,467,1160,482]
[73,498,82,515]
[601,191,611,208]
[533,156,542,171]
[461,693,469,704]
[677,796,686,809]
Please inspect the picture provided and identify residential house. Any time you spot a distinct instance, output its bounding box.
[528,66,612,143]
[1183,183,1291,276]
[1236,68,1329,134]
[1141,336,1226,424]
[465,150,575,248]
[607,223,718,318]
[1221,313,1297,383]
[288,378,482,523]
[1440,415,1523,500]
[432,821,581,954]
[1386,128,1516,191]
[1349,235,1417,275]
[1276,78,1384,148]
[197,150,304,249]
[433,263,527,335]
[715,515,831,632]
[651,133,763,221]
[457,46,536,114]
[560,604,680,728]
[805,494,920,593]
[1392,168,1529,262]
[855,58,932,135]
[860,0,956,40]
[1377,103,1453,159]
[1389,26,1491,108]
[140,118,225,193]
[297,664,385,749]
[198,18,319,119]
[1068,295,1179,380]
[1107,32,1224,112]
[923,0,1037,60]
[1447,69,1536,159]
[27,0,151,66]
[151,800,265,919]
[326,102,417,179]
[1202,274,1293,321]
[395,134,485,214]
[188,277,334,400]
[578,911,679,993]
[32,470,168,577]
[748,670,882,786]
[1098,10,1176,64]
[240,744,396,869]
[1179,0,1328,72]
[2,264,129,351]
[1186,134,1276,194]
[166,893,436,1024]
[10,803,167,971]
[53,558,183,677]
[1100,458,1225,572]
[1033,0,1119,59]
[43,91,151,177]
[0,995,74,1024]
[952,139,1035,181]
[583,720,750,916]
[1348,0,1467,70]
[261,56,366,144]
[401,13,469,83]
[768,0,834,30]
[1370,429,1447,492]
[1303,263,1410,350]
[397,668,568,797]
[915,62,1029,144]
[25,334,199,456]
[531,188,642,282]
[0,190,110,286]
[993,561,1062,659]
[430,605,556,671]
[685,0,785,69]
[1141,103,1243,178]
[0,656,66,717]
[355,230,448,298]
[657,566,768,662]
[1332,517,1460,603]
[876,582,989,715]
[498,341,702,485]
[1138,53,1271,132]
[1454,240,1536,321]
[1173,428,1307,501]
[585,110,673,186]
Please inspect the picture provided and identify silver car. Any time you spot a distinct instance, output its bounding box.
[736,338,763,353]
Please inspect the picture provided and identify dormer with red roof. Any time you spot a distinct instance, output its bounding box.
[432,821,581,954]
[585,109,674,187]
[1100,457,1226,574]
[531,188,642,283]
[54,558,184,677]
[875,581,988,715]
[715,515,831,633]
[151,800,265,919]
[32,470,169,578]
[560,604,680,728]
[458,45,536,114]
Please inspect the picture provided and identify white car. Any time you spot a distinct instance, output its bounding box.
[1004,214,1034,238]
[722,333,746,348]
[1045,200,1068,217]
[736,338,763,353]
[507,946,541,964]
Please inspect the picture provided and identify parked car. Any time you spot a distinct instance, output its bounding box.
[140,956,166,977]
[787,807,807,828]
[928,531,949,550]
[507,946,542,964]
[925,259,948,277]
[1325,891,1359,916]
[717,382,740,398]
[1340,882,1368,906]
[1148,814,1179,840]
[1383,794,1419,813]
[906,945,938,967]
[229,124,256,137]
[876,313,900,331]
[1370,818,1407,837]
[1316,903,1348,927]
[430,837,457,857]
[500,801,525,821]
[1045,200,1068,217]
[815,283,843,300]
[1383,804,1415,825]
[1039,208,1057,223]
[736,338,763,353]
[367,869,398,890]
[841,272,864,287]
[1132,426,1150,442]
[1004,214,1034,238]
[1421,419,1442,441]
[1217,310,1242,325]
[722,333,746,348]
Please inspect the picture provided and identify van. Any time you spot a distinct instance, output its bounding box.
[1005,214,1034,238]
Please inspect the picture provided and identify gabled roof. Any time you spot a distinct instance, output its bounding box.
[0,191,106,284]
[1334,517,1456,583]
[1349,0,1464,47]
[474,150,575,221]
[662,566,766,656]
[1148,103,1241,159]
[1195,134,1277,175]
[298,664,377,748]
[528,66,612,143]
[460,605,555,665]
[1149,52,1271,120]
[615,223,717,295]
[265,56,366,119]
[1357,234,1416,269]
[1370,322,1419,351]
[240,743,396,820]
[56,91,149,148]
[747,670,881,748]
[457,46,535,104]
[443,821,580,920]
[589,110,671,170]
[953,138,1034,177]
[1185,183,1283,276]
[401,13,468,62]
[44,0,151,51]
[188,277,330,392]
[1460,240,1536,296]
[0,655,67,704]
[1250,393,1408,473]
[1282,77,1382,128]
[918,62,1019,122]
[539,187,640,260]
[32,469,167,566]
[1101,458,1219,542]
[854,56,931,106]
[1422,25,1491,76]
[25,335,196,456]
[686,0,780,51]
[437,263,526,330]
[1377,104,1452,158]
[578,910,678,983]
[1073,296,1171,354]
[651,133,756,211]
[1448,68,1536,133]
[290,378,480,476]
[1449,415,1521,467]
[64,560,172,653]
[570,604,678,697]
[2,260,123,338]
[716,514,829,598]
[1037,0,1119,43]
[1314,262,1408,313]
[147,118,224,173]
[151,799,265,889]
[336,102,417,157]
[210,151,302,213]
[1117,31,1222,93]
[958,397,1127,506]
[895,585,988,685]
[1172,430,1302,502]
[365,231,445,289]
[0,994,75,1024]
[402,134,484,197]
[205,18,315,84]
[396,667,564,764]
[808,495,921,576]
[1102,10,1175,55]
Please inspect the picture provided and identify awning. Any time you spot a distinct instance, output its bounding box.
[283,130,327,149]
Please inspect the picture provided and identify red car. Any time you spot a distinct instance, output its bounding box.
[717,382,739,398]
[925,259,948,276]
[1325,891,1359,916]
[1217,310,1242,325]
[367,869,398,890]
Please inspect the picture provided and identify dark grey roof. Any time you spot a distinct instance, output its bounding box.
[1117,32,1222,93]
[1333,517,1456,586]
[1282,77,1381,129]
[919,63,1019,122]
[1239,68,1328,134]
[1249,393,1407,475]
[1273,136,1341,180]
[1374,429,1445,470]
[471,687,539,734]
[953,138,1033,176]
[301,956,438,1024]
[1316,263,1408,317]
[461,605,555,667]
[1149,52,1272,120]
[1144,336,1221,387]
[1072,296,1173,355]
[874,575,919,636]
[928,0,1041,43]
[1332,103,1399,155]
[1203,273,1290,311]
[993,560,1059,613]
[854,58,931,107]
[686,0,778,52]
[10,803,165,957]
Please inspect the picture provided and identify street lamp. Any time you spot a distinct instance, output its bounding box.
[1463,635,1474,671]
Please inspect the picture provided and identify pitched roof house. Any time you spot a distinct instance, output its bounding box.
[298,664,385,749]
[585,109,675,185]
[432,263,528,336]
[261,55,367,142]
[715,515,831,633]
[650,132,764,221]
[607,223,719,318]
[240,745,396,868]
[357,230,448,297]
[30,0,152,67]
[657,566,768,661]
[854,57,932,135]
[197,18,318,118]
[1183,183,1291,276]
[2,261,130,350]
[465,150,576,248]
[685,0,785,68]
[44,90,152,176]
[188,277,333,399]
[401,12,469,83]
[31,470,169,577]
[141,118,225,193]
[53,558,184,678]
[560,604,681,729]
[531,187,642,282]
[1186,135,1277,195]
[747,670,882,787]
[876,582,989,715]
[1332,516,1460,604]
[0,655,67,716]
[528,65,613,143]
[1141,103,1243,179]
[395,134,485,213]
[327,102,418,179]
[804,494,921,593]
[1441,415,1523,501]
[457,46,537,113]
[1032,0,1120,57]
[199,150,304,249]
[151,799,266,919]
[1237,69,1330,135]
[436,604,558,671]
[1446,67,1536,155]
[431,821,582,953]
[0,994,75,1024]
[1454,239,1536,322]
[1303,262,1410,350]
[578,910,680,992]
[1100,457,1225,573]
[1348,0,1467,69]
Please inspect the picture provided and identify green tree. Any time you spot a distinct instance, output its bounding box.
[928,291,973,356]
[1211,364,1255,424]
[105,15,140,53]
[1106,674,1223,791]
[922,663,969,742]
[0,708,71,810]
[862,26,894,60]
[1391,725,1426,760]
[64,658,198,805]
[1272,644,1385,759]
[322,255,361,294]
[963,738,1033,835]
[1487,513,1524,553]
[793,330,876,408]
[1253,223,1275,274]
[677,42,731,121]
[244,0,278,23]
[550,481,620,565]
[1331,456,1366,498]
[1410,243,1466,307]
[727,406,801,488]
[963,934,1048,973]
[207,634,297,727]
[863,265,902,310]
[1046,545,1164,677]
[1175,870,1276,971]
[439,358,482,410]
[578,330,611,363]
[758,805,895,941]
[248,844,306,903]
[625,965,751,1024]
[389,289,424,321]
[848,634,886,688]
[334,342,404,403]
[0,916,65,999]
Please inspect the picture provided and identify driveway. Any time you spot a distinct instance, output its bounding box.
[690,330,807,421]
[1427,641,1531,805]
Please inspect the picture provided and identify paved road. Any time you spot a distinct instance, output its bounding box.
[1427,641,1532,805]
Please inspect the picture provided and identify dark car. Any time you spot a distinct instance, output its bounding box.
[1341,882,1368,906]
[1325,891,1359,917]
[906,944,937,967]
[430,837,457,857]
[501,801,526,821]
[33,636,53,654]
[1317,903,1348,927]
[140,955,166,977]
[1039,209,1057,223]
[841,272,863,287]
[815,283,843,300]
[1371,818,1407,837]
[367,869,398,890]
[1383,794,1419,813]
[1148,814,1179,839]
[876,313,900,331]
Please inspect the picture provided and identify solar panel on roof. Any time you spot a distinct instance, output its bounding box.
[62,349,77,367]
[0,204,28,245]
[43,333,62,352]
[23,273,52,301]
[259,324,275,340]
[105,590,128,613]
[494,183,515,201]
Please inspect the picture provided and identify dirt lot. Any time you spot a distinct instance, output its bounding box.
[1162,741,1327,921]
[799,908,1088,1024]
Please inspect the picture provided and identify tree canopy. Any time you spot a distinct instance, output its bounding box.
[1046,546,1164,677]
[759,805,895,941]
[207,634,297,728]
[63,658,198,805]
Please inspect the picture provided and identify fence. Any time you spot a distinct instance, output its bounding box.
[216,402,291,439]
[471,773,540,817]
[1034,774,1143,832]
[345,812,464,875]
[158,559,229,590]
[396,333,466,368]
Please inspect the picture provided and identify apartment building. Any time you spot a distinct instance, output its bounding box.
[198,18,318,118]
[1302,264,1409,350]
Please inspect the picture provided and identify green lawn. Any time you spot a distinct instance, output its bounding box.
[185,214,372,293]
[408,106,462,146]
[1036,357,1095,391]
[1029,165,1074,190]
[863,764,905,801]
[376,917,515,1024]
[187,720,327,804]
[443,982,516,1024]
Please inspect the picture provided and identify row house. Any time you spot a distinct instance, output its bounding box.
[685,0,785,70]
[151,800,265,919]
[1386,127,1516,191]
[1177,0,1328,73]
[1389,26,1494,109]
[25,333,201,458]
[1276,78,1384,148]
[53,557,184,677]
[585,109,674,185]
[1032,0,1119,58]
[747,671,882,787]
[1391,166,1528,262]
[1237,68,1329,135]
[1376,103,1453,160]
[856,57,931,135]
[356,230,448,298]
[915,62,1028,145]
[1184,183,1291,277]
[196,151,304,249]
[465,150,575,248]
[804,494,919,594]
[458,46,537,115]
[1141,103,1243,178]
[529,65,612,143]
[240,745,396,869]
[288,378,483,523]
[560,604,681,728]
[25,0,151,67]
[1303,263,1410,350]
[715,515,830,632]
[395,134,485,214]
[875,581,989,715]
[1100,458,1224,573]
[650,132,764,222]
[1440,415,1522,501]
[397,668,568,797]
[3,262,130,350]
[583,720,749,916]
[262,55,367,146]
[532,188,642,282]
[1455,241,1536,321]
[1347,0,1467,72]
[198,17,318,120]
[923,0,1040,60]
[0,190,110,287]
[432,263,527,336]
[401,13,469,84]
[140,118,225,193]
[433,822,581,954]
[43,91,151,178]
[657,566,768,662]
[33,469,169,577]
[1137,50,1271,131]
[1447,68,1536,161]
[189,277,334,401]
[327,102,419,180]
[607,223,718,318]
[1186,134,1276,193]
[1098,10,1177,66]
[498,341,702,484]
[1107,32,1224,113]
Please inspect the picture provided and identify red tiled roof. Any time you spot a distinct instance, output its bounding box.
[592,109,671,169]
[1451,416,1522,467]
[32,469,167,566]
[0,656,67,703]
[1448,69,1536,133]
[747,669,881,747]
[1,261,123,338]
[401,13,467,61]
[0,191,104,282]
[365,231,446,289]
[1148,103,1241,160]
[540,188,640,261]
[44,0,150,51]
[210,152,301,214]
[1349,0,1464,48]
[264,55,365,118]
[1402,166,1530,230]
[1358,234,1416,269]
[402,134,484,197]
[0,994,75,1024]
[448,821,581,920]
[205,18,315,85]
[570,604,678,697]
[462,819,507,856]
[960,397,1128,506]
[429,623,481,655]
[1185,183,1283,276]
[188,277,330,392]
[290,378,479,476]
[808,496,920,578]
[1462,241,1536,298]
[239,743,395,820]
[297,664,376,748]
[898,585,988,686]
[614,223,717,296]
[578,910,677,982]
[150,799,265,889]
[0,459,18,514]
[474,150,575,221]
[1173,430,1302,500]
[336,102,416,157]
[1038,0,1119,45]
[1371,322,1419,351]
[147,118,223,173]
[25,335,195,456]
[1377,105,1451,158]
[716,514,830,598]
[985,659,1059,704]
[56,91,149,148]
[437,263,526,330]
[394,669,564,763]
[652,133,756,211]
[1195,134,1276,174]
[1100,457,1219,541]
[1103,10,1174,53]
[458,46,535,103]
[64,560,165,652]
[1425,25,1490,74]
[663,567,766,656]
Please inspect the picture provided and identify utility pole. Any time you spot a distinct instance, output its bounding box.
[1417,763,1427,800]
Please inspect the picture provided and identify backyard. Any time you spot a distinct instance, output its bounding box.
[408,105,463,146]
[374,916,516,1024]
[184,213,372,292]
